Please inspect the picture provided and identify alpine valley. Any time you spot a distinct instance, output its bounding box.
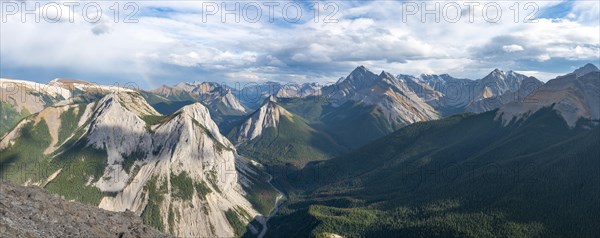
[1,64,598,238]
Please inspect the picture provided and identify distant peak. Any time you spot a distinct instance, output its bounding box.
[178,102,211,118]
[262,95,277,105]
[181,102,207,110]
[573,63,600,76]
[49,78,92,85]
[174,82,188,87]
[339,66,379,86]
[583,63,598,68]
[350,65,371,75]
[485,68,506,80]
[379,71,395,79]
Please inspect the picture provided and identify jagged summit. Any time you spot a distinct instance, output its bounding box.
[338,65,379,87]
[498,71,600,127]
[275,83,322,98]
[236,96,292,143]
[355,65,368,72]
[478,68,528,98]
[151,81,247,114]
[166,102,234,148]
[572,63,599,76]
[484,68,506,80]
[263,95,278,104]
[320,65,441,130]
[178,101,209,114]
[379,70,396,80]
[106,92,161,117]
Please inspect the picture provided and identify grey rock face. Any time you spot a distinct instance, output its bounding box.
[572,63,599,77]
[0,181,170,238]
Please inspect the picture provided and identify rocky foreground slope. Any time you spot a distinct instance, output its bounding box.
[0,92,266,237]
[0,181,169,237]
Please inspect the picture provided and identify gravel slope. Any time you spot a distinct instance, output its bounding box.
[0,182,170,238]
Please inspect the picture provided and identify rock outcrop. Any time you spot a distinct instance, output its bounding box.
[0,181,170,238]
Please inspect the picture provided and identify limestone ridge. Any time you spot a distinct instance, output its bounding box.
[151,82,247,114]
[323,66,440,125]
[498,67,600,127]
[236,95,293,143]
[0,91,259,237]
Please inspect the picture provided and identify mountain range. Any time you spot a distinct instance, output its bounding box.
[0,63,598,237]
[267,68,600,237]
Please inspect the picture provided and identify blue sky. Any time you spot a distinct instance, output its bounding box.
[1,0,598,89]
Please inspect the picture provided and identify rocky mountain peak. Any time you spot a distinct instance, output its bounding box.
[173,82,189,88]
[236,96,292,144]
[91,95,256,237]
[263,95,278,104]
[341,66,379,87]
[275,83,323,99]
[102,92,161,117]
[86,93,157,192]
[379,71,396,80]
[498,71,600,127]
[178,102,210,116]
[573,63,600,76]
[356,65,368,71]
[151,81,246,115]
[486,68,506,80]
[170,102,233,148]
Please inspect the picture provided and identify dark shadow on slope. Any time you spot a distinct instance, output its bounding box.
[266,108,600,237]
[151,100,196,115]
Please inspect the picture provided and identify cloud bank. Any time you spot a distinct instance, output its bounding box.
[1,0,598,88]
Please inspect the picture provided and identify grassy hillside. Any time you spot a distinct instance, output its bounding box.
[0,119,54,184]
[140,91,195,115]
[277,98,405,150]
[267,108,600,237]
[237,157,280,216]
[277,97,327,123]
[0,101,29,137]
[0,108,119,206]
[235,112,345,168]
[320,101,403,149]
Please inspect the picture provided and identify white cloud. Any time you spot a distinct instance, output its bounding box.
[1,0,598,86]
[515,70,563,81]
[225,71,264,82]
[502,44,525,52]
[536,54,551,62]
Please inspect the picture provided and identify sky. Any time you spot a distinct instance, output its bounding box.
[1,0,599,89]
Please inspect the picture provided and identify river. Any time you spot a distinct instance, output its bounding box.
[257,173,286,238]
